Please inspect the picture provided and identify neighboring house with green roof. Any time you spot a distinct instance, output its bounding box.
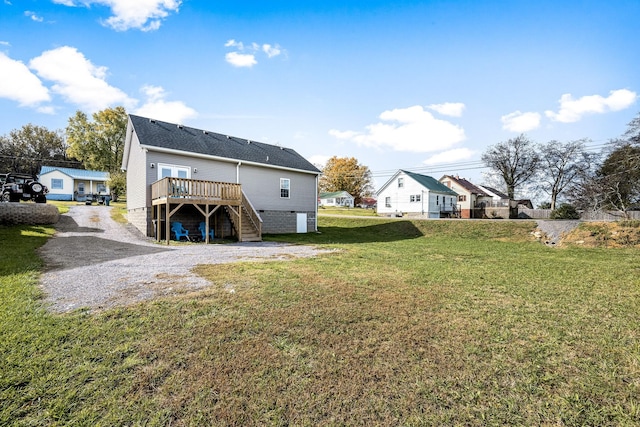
[375,170,459,218]
[319,191,354,208]
[39,166,110,201]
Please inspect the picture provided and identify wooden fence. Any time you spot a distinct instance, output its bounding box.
[479,207,640,220]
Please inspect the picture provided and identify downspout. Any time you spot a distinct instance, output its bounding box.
[236,161,242,184]
[315,174,319,232]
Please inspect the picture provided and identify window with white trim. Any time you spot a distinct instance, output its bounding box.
[398,177,404,188]
[410,194,421,203]
[280,178,290,198]
[51,179,63,190]
[385,197,391,207]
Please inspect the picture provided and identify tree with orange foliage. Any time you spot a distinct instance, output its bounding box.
[319,156,373,205]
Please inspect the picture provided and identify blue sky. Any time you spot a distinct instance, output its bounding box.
[1,0,639,188]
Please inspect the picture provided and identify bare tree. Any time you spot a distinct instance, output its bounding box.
[624,112,640,146]
[570,113,640,217]
[538,139,594,210]
[597,142,640,216]
[481,134,540,200]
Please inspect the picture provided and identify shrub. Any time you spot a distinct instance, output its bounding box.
[550,203,580,219]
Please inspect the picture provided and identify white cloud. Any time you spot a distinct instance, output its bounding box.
[545,89,638,123]
[0,41,10,46]
[224,39,284,67]
[225,52,257,68]
[501,110,541,132]
[423,148,475,165]
[25,11,44,22]
[428,102,465,117]
[29,46,136,112]
[262,44,282,58]
[307,154,331,169]
[53,0,181,31]
[225,39,243,49]
[329,105,466,153]
[134,84,197,124]
[0,52,51,106]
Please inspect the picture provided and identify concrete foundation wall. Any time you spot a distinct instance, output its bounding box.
[260,210,316,234]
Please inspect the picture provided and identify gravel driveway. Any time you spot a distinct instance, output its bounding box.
[38,206,328,313]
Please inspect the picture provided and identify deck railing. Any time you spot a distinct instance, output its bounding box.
[151,177,242,203]
[242,190,263,236]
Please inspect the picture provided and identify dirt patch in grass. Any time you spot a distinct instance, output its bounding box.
[561,221,640,248]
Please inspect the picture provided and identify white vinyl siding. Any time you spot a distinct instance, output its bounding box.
[158,163,190,179]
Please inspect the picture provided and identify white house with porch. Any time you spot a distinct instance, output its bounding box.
[39,166,110,202]
[376,170,459,218]
[319,191,355,208]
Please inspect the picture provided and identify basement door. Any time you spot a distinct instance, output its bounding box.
[296,213,307,233]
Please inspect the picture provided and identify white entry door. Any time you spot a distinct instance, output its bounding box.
[296,213,307,233]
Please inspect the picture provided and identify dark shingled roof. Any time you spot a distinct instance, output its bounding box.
[442,175,489,196]
[129,115,320,173]
[480,185,509,199]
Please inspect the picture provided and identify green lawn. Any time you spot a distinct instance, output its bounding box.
[1,218,639,425]
[318,206,378,216]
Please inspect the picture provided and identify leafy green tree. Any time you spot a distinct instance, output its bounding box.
[0,124,71,174]
[481,134,540,200]
[550,203,580,219]
[107,171,126,202]
[66,106,128,174]
[319,156,373,205]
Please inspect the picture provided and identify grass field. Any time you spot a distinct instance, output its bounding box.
[1,217,639,425]
[318,206,378,216]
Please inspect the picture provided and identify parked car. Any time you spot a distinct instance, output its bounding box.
[1,173,48,203]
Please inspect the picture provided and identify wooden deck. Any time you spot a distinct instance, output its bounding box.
[151,177,261,244]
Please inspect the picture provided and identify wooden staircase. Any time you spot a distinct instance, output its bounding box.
[225,191,262,242]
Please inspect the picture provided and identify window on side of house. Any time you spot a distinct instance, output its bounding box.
[436,195,439,205]
[280,178,290,198]
[51,179,63,190]
[158,163,190,180]
[77,182,85,193]
[458,195,467,202]
[398,177,404,188]
[385,196,391,207]
[410,194,421,203]
[97,183,106,193]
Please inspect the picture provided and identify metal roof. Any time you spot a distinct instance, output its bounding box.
[40,166,110,180]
